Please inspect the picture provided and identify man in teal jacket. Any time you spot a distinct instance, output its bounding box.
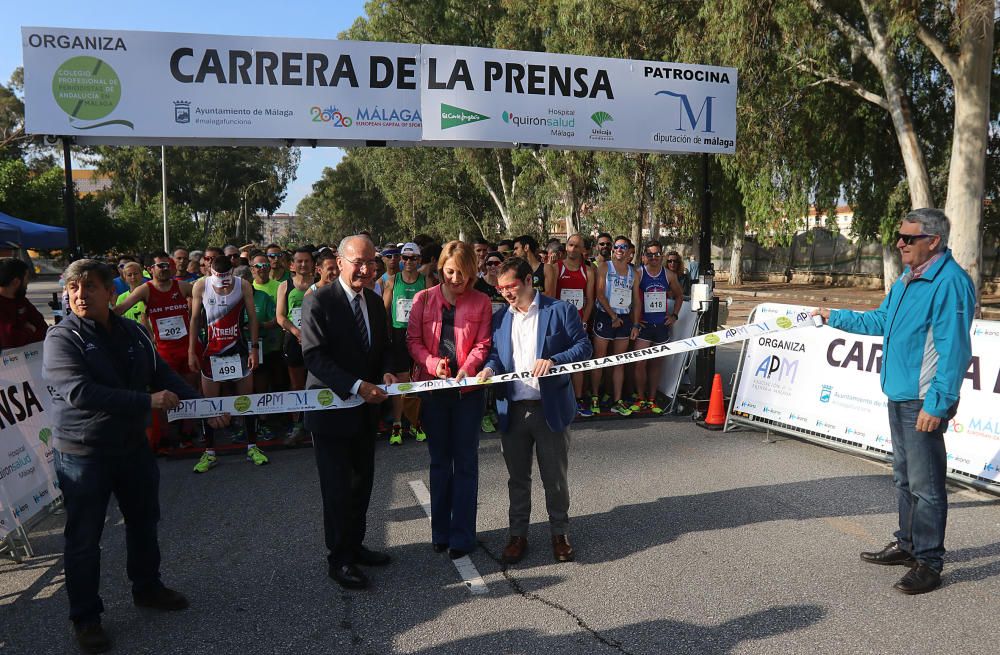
[815,208,975,595]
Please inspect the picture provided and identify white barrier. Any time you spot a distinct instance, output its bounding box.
[728,303,1000,491]
[0,343,61,540]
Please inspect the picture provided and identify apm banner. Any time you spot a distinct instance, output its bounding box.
[730,303,1000,487]
[420,44,737,153]
[22,27,737,154]
[0,343,60,540]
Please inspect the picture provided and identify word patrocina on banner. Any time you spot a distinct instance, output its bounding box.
[167,312,824,421]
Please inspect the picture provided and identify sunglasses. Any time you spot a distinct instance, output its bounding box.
[597,242,612,248]
[666,259,681,264]
[400,255,419,262]
[486,261,502,267]
[896,232,932,246]
[252,263,270,269]
[203,256,215,263]
[152,262,172,270]
[645,252,662,258]
[612,244,629,251]
[266,252,282,259]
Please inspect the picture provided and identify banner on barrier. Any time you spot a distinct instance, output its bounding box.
[22,27,736,154]
[0,343,60,540]
[730,303,1000,485]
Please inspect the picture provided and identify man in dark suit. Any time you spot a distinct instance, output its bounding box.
[479,257,592,564]
[300,235,397,590]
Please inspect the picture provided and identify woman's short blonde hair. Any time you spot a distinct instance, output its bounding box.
[438,240,479,285]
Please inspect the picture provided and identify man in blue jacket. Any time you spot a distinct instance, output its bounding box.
[479,257,592,564]
[43,259,202,653]
[815,208,975,595]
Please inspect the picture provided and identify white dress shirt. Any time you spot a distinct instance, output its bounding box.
[338,276,371,395]
[509,291,542,401]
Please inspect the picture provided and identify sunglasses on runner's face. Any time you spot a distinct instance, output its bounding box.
[896,232,933,246]
[400,255,419,262]
[202,256,215,263]
[598,241,612,248]
[266,252,282,259]
[152,262,172,270]
[252,263,270,269]
[612,244,629,251]
[486,260,502,267]
[645,251,662,258]
[666,258,681,264]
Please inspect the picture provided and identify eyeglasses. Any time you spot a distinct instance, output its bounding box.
[344,258,379,270]
[152,262,172,270]
[266,252,282,259]
[896,232,933,246]
[666,258,681,264]
[202,256,215,263]
[612,244,629,251]
[252,263,270,269]
[400,255,419,262]
[644,251,662,258]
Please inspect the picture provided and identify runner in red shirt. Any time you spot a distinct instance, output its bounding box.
[544,234,595,416]
[0,258,47,350]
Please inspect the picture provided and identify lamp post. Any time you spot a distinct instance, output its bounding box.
[241,179,267,243]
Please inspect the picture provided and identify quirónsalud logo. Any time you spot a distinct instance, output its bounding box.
[52,56,134,130]
[440,103,488,129]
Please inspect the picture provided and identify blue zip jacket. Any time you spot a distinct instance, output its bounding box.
[42,312,200,455]
[828,249,975,418]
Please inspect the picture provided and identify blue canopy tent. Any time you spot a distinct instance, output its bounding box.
[0,211,68,249]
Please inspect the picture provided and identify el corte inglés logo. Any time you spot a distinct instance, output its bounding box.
[440,103,488,129]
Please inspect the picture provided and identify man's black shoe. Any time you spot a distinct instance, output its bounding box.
[133,586,189,611]
[860,542,917,566]
[73,622,111,654]
[894,564,942,595]
[330,563,369,590]
[355,546,392,567]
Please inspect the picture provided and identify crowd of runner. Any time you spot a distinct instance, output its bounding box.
[73,232,695,472]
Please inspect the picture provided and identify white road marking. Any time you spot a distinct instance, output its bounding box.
[408,479,489,595]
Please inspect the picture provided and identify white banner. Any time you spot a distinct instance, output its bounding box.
[22,27,422,145]
[731,303,1000,485]
[421,44,737,154]
[0,343,60,540]
[23,27,737,154]
[168,310,820,421]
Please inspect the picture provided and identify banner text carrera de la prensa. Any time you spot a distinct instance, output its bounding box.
[168,48,620,99]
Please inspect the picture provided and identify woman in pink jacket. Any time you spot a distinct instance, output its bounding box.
[407,241,493,559]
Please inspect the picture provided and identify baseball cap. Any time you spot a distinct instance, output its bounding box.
[400,242,421,256]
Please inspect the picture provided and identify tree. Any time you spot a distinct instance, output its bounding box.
[296,155,397,244]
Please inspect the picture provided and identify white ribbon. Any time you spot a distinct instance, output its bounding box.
[167,311,823,421]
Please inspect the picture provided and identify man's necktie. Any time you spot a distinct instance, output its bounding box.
[353,295,370,351]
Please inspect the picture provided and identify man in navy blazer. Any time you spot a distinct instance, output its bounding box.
[479,257,592,564]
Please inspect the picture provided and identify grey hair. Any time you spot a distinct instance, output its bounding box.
[338,234,375,257]
[63,259,114,289]
[905,208,950,248]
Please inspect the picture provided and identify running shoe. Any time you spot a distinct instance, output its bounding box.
[257,423,277,441]
[389,424,404,445]
[247,445,270,466]
[644,400,664,415]
[629,397,644,413]
[481,415,496,433]
[590,396,600,415]
[610,400,633,416]
[283,423,309,447]
[412,425,427,442]
[577,399,593,418]
[193,452,217,474]
[230,424,247,444]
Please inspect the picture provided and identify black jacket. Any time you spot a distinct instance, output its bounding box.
[42,312,199,454]
[300,280,391,434]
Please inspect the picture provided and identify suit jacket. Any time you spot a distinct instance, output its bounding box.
[483,293,592,433]
[300,280,391,434]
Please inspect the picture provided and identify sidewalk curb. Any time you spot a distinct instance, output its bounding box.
[720,287,1000,320]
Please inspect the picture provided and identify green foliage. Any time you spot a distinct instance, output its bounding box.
[0,159,64,225]
[296,155,397,244]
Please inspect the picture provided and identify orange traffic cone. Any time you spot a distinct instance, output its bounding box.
[700,373,726,431]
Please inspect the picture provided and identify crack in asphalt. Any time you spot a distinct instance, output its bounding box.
[477,541,637,655]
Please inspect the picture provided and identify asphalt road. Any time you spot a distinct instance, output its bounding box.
[4,417,1000,655]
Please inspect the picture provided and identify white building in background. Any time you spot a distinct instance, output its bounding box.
[259,213,299,245]
[801,205,855,234]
